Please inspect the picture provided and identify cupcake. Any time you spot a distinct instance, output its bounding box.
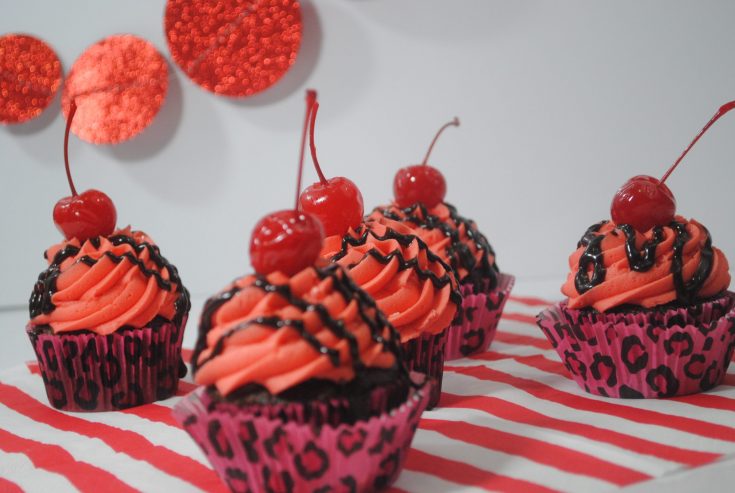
[27,101,189,411]
[297,95,460,408]
[29,228,190,411]
[370,118,514,360]
[537,101,735,398]
[173,91,430,492]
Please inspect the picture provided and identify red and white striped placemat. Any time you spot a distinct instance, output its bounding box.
[2,296,735,493]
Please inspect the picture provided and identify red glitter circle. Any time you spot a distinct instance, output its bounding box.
[0,34,62,124]
[165,0,302,97]
[62,35,168,144]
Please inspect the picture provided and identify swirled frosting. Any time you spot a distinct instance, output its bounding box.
[321,220,460,343]
[562,217,730,312]
[29,227,189,335]
[369,202,499,292]
[192,264,402,397]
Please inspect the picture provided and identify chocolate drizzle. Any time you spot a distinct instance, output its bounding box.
[619,224,665,272]
[330,222,463,308]
[573,219,717,305]
[29,233,190,327]
[669,221,714,305]
[574,221,608,294]
[374,203,498,292]
[191,264,406,384]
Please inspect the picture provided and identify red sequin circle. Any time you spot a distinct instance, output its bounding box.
[0,34,62,124]
[62,35,168,144]
[165,0,302,97]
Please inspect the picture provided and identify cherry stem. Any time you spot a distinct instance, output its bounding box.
[422,117,460,166]
[660,100,735,184]
[296,90,317,210]
[64,100,78,197]
[309,101,328,185]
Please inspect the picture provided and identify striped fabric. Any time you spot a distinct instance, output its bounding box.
[2,296,735,492]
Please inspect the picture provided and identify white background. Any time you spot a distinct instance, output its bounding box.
[2,2,735,313]
[2,3,735,491]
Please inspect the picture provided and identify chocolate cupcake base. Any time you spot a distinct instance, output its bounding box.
[173,372,430,492]
[26,317,187,412]
[536,293,735,398]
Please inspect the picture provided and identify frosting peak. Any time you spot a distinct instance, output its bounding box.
[562,217,730,312]
[369,202,498,291]
[192,264,402,396]
[29,227,188,335]
[321,220,460,342]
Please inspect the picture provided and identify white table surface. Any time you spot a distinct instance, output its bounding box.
[3,278,734,493]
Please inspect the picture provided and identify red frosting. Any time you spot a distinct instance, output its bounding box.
[30,227,184,335]
[193,265,400,397]
[368,202,497,287]
[562,217,730,312]
[321,221,460,343]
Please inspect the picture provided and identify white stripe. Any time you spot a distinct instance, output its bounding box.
[0,450,77,492]
[425,406,680,477]
[496,319,545,338]
[485,340,556,358]
[411,429,614,493]
[441,367,735,455]
[0,402,202,493]
[393,469,490,493]
[0,367,210,467]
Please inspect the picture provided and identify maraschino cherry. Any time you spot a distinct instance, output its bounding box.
[298,92,364,236]
[393,117,459,208]
[53,100,117,242]
[611,100,735,232]
[249,91,324,276]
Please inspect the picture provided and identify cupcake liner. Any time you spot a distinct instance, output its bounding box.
[401,330,447,409]
[536,293,735,398]
[445,273,515,360]
[172,373,431,493]
[26,317,187,412]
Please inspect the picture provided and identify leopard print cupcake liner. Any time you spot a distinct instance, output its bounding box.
[172,373,431,493]
[401,330,447,409]
[445,273,515,361]
[537,293,735,398]
[26,317,186,412]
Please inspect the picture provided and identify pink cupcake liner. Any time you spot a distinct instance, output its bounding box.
[536,293,735,398]
[445,273,515,360]
[26,317,187,412]
[172,373,431,492]
[401,330,447,409]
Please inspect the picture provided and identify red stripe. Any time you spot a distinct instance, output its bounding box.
[471,352,569,379]
[446,365,735,442]
[404,448,559,493]
[0,383,227,493]
[493,331,552,350]
[0,477,24,493]
[178,380,197,393]
[181,348,193,364]
[440,392,718,466]
[420,419,649,486]
[509,295,556,307]
[0,428,137,493]
[121,403,180,428]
